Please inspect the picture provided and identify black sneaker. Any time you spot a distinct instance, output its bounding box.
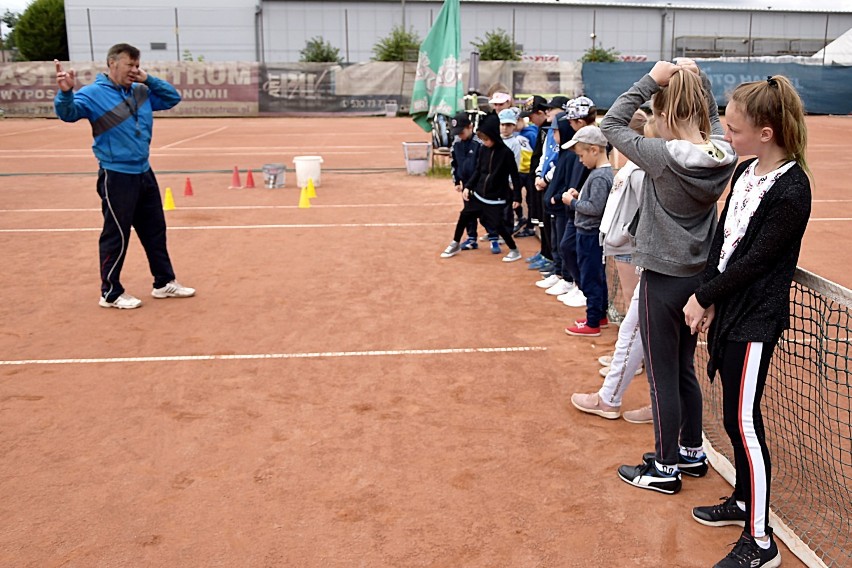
[714,530,780,568]
[617,460,682,494]
[693,495,748,527]
[642,451,709,478]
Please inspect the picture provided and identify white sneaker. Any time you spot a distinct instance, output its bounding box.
[556,291,573,302]
[152,280,196,299]
[598,355,614,367]
[99,293,142,309]
[502,249,522,262]
[536,274,561,289]
[562,287,587,308]
[546,279,574,296]
[440,242,461,258]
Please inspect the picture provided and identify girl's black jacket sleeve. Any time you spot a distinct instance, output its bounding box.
[696,158,811,378]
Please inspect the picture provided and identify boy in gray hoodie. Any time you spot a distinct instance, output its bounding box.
[600,59,737,495]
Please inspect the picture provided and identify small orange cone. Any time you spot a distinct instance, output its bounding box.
[306,177,317,198]
[245,169,256,188]
[184,177,194,196]
[228,166,242,189]
[163,187,176,211]
[298,187,311,209]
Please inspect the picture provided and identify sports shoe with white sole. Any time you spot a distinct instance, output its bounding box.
[622,405,654,424]
[561,287,587,308]
[536,274,561,289]
[570,392,621,419]
[440,242,461,258]
[546,279,574,296]
[151,281,196,299]
[99,293,142,309]
[692,495,748,527]
[598,355,613,367]
[502,249,522,262]
[713,530,780,568]
[642,450,708,477]
[617,460,682,494]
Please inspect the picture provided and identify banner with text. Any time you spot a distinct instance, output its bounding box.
[582,62,852,114]
[0,61,259,118]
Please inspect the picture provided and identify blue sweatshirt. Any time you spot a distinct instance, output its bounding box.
[54,73,181,174]
[519,124,538,150]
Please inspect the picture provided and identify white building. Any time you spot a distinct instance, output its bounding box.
[63,0,852,63]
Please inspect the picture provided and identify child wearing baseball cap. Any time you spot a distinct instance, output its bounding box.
[449,111,481,250]
[561,125,613,337]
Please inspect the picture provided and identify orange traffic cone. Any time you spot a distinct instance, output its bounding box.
[228,166,242,189]
[184,177,194,196]
[245,169,256,188]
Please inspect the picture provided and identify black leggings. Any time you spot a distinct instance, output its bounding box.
[453,198,517,249]
[719,340,775,539]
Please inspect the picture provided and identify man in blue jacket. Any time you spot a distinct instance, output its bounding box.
[54,44,195,309]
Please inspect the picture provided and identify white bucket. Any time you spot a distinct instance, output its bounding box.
[293,155,323,188]
[261,163,285,188]
[402,142,432,175]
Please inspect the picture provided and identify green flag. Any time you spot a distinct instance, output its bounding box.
[410,0,462,132]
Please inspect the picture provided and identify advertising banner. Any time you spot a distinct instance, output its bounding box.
[0,61,259,118]
[582,61,852,114]
[258,63,401,116]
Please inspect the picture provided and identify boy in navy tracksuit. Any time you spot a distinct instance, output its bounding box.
[450,112,481,250]
[540,112,583,297]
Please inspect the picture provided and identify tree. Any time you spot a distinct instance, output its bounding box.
[300,36,342,64]
[1,10,20,56]
[581,44,620,63]
[471,29,521,61]
[14,0,68,61]
[372,26,420,61]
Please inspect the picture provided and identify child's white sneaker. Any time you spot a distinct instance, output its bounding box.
[536,274,560,289]
[152,281,196,299]
[440,242,461,258]
[502,249,522,262]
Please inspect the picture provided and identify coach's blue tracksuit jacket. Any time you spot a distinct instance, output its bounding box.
[54,73,181,174]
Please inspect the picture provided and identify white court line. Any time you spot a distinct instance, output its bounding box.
[0,203,451,213]
[0,124,61,138]
[159,126,230,149]
[0,346,548,366]
[0,222,453,234]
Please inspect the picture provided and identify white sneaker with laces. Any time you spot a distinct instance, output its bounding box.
[152,280,196,299]
[546,279,574,296]
[536,274,561,289]
[99,293,142,309]
[562,287,587,308]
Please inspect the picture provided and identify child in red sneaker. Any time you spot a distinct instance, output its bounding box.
[561,125,613,337]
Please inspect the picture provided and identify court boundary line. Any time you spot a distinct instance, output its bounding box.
[0,346,548,366]
[0,203,453,213]
[0,222,454,234]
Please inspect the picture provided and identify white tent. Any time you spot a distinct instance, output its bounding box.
[813,27,852,65]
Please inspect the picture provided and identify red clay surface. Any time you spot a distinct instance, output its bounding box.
[0,115,848,567]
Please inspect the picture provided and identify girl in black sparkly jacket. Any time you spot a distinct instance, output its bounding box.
[683,75,812,568]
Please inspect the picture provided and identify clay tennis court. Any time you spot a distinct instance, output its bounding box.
[0,115,849,567]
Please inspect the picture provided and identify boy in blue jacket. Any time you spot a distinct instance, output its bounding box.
[449,112,481,250]
[54,44,194,309]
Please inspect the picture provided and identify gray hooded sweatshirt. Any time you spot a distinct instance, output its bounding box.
[600,73,737,277]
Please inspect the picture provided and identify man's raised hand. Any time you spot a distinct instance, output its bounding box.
[54,60,77,92]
